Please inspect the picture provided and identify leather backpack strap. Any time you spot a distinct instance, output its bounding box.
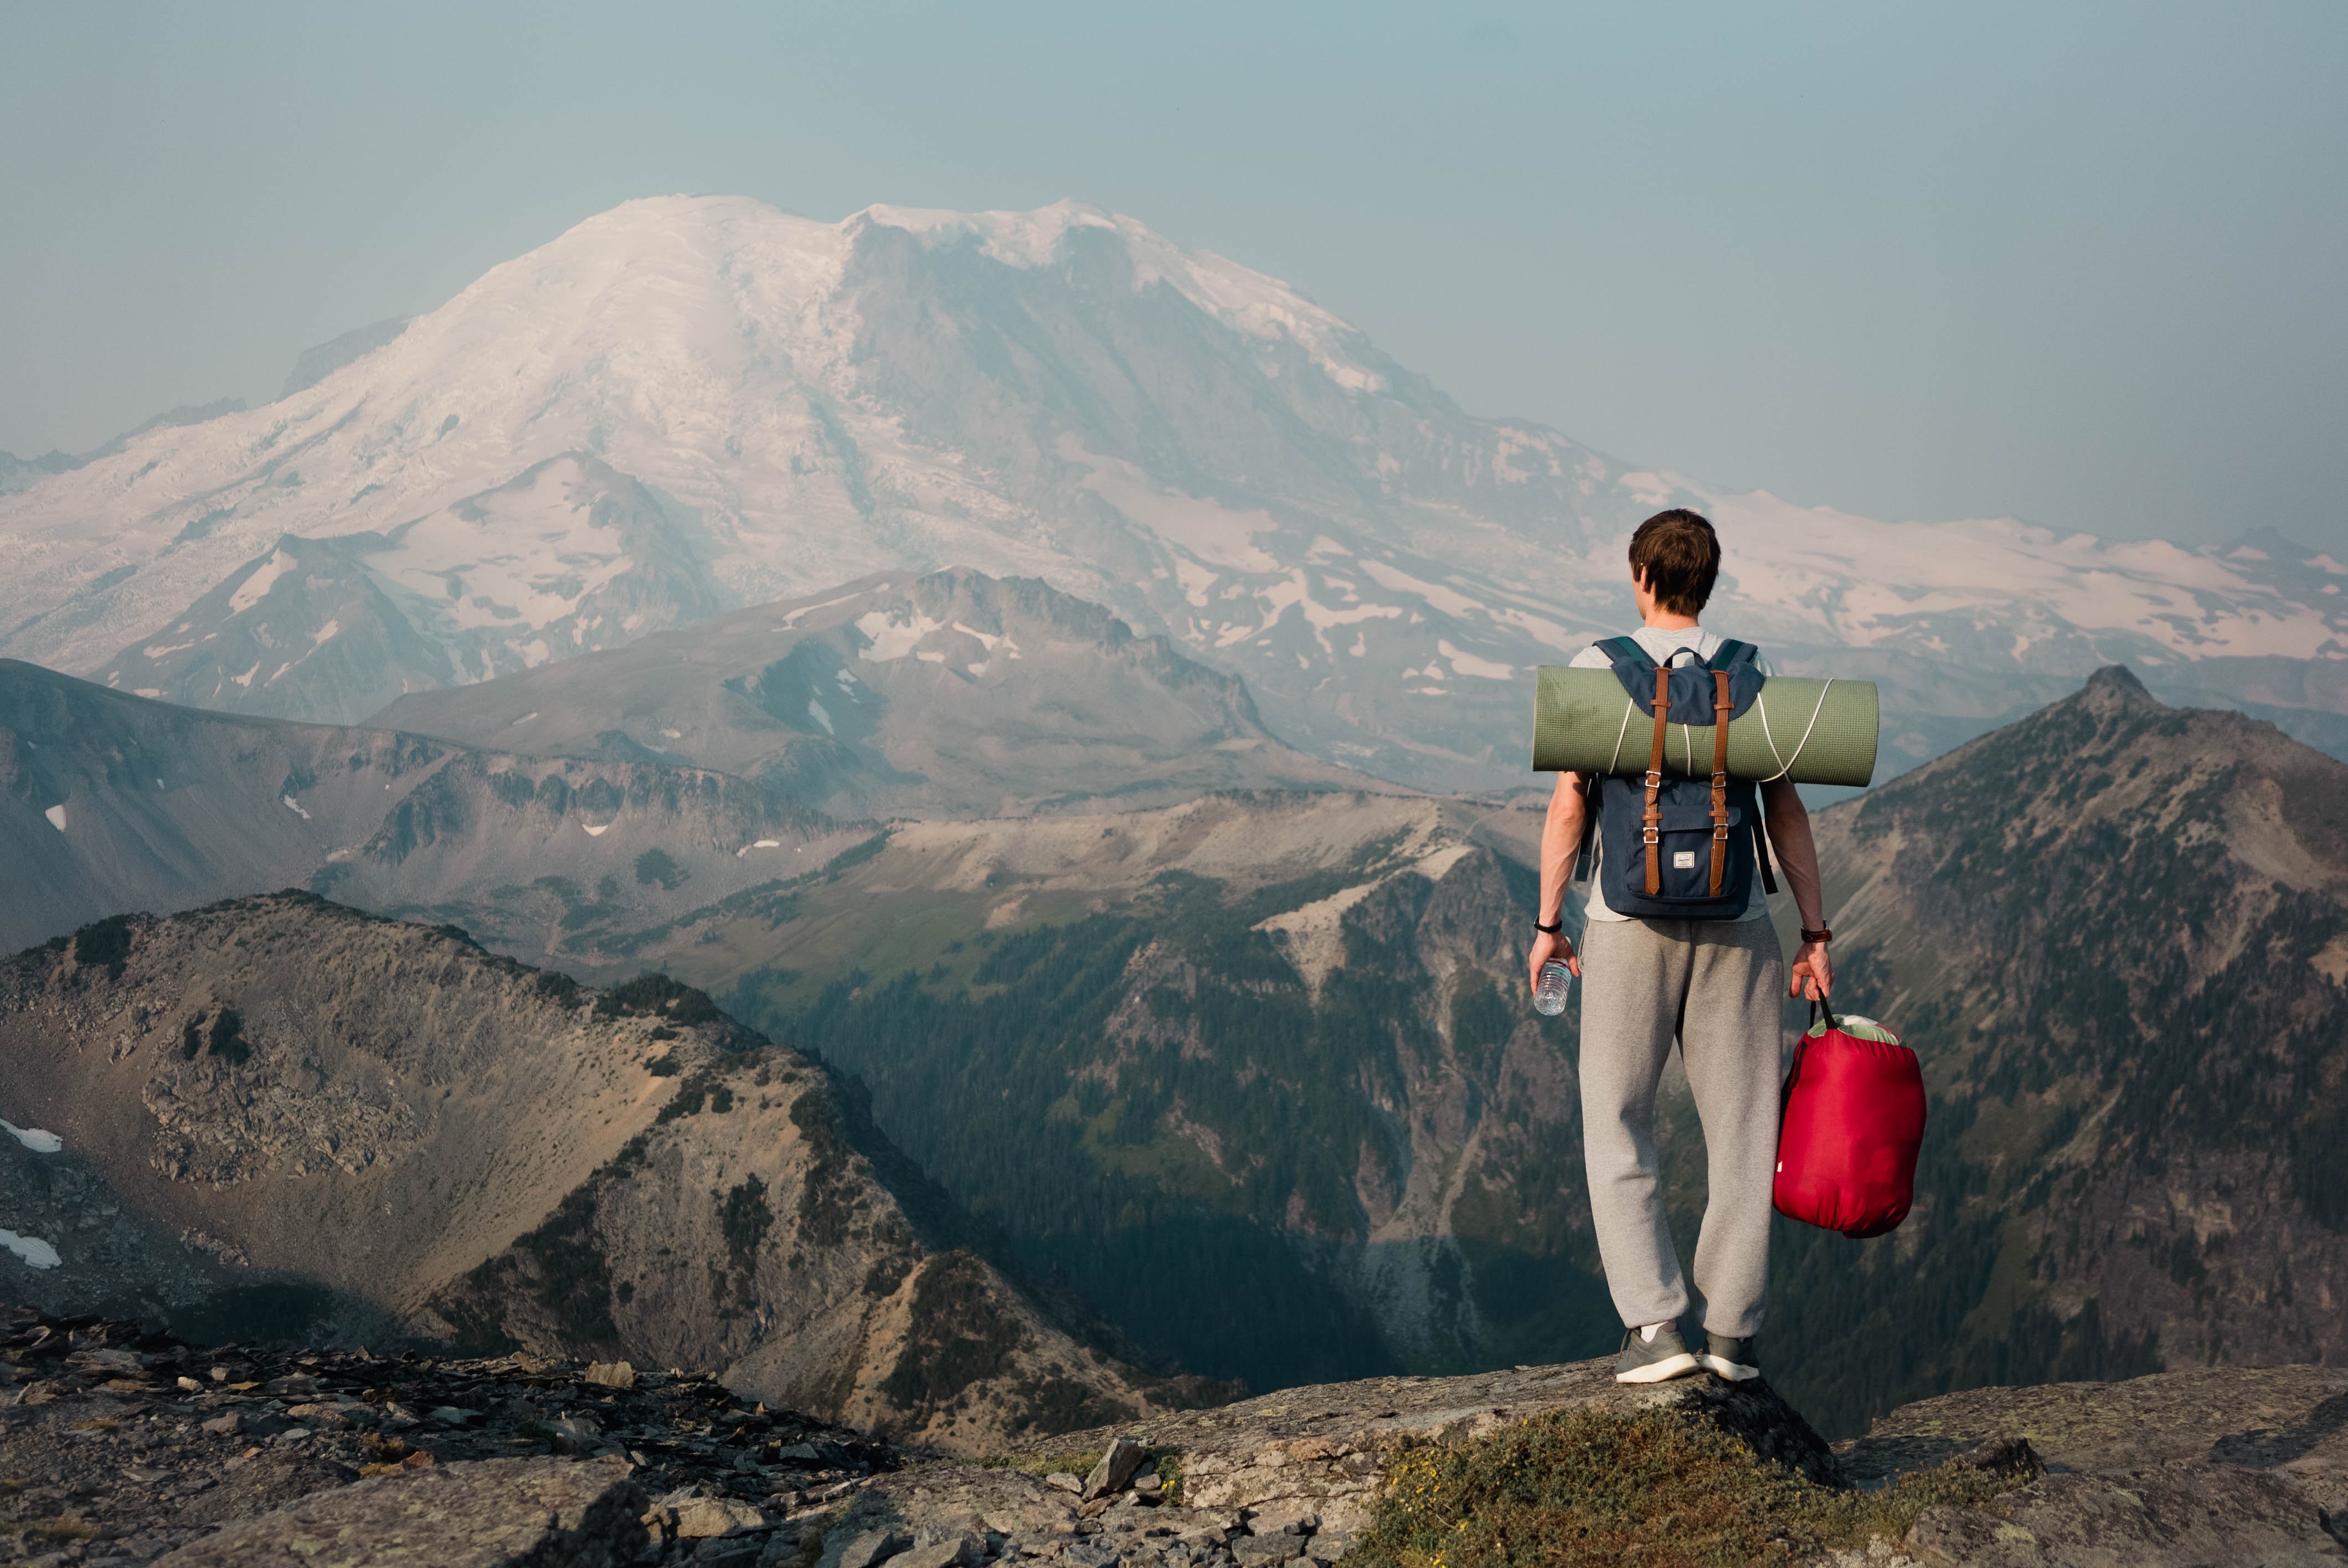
[1708,668,1733,896]
[1644,664,1669,895]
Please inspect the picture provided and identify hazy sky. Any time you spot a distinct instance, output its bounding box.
[4,2,2342,551]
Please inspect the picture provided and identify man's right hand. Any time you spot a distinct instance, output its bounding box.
[1529,929,1581,993]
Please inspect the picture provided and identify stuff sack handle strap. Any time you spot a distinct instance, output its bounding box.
[1784,995,1841,1107]
[1643,664,1669,895]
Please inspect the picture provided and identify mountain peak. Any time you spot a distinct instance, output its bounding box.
[2079,663,2159,711]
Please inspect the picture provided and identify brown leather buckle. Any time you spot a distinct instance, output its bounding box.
[1644,770,1663,788]
[1641,828,1660,844]
[1713,824,1730,840]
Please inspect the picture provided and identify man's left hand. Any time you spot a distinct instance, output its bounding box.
[1789,941,1832,1001]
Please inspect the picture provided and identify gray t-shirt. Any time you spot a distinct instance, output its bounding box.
[1568,626,1773,924]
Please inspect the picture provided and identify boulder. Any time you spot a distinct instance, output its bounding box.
[149,1454,647,1567]
[1082,1436,1151,1500]
[674,1495,769,1538]
[585,1360,638,1390]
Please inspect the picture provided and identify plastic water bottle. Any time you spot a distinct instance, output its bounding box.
[1533,961,1572,1017]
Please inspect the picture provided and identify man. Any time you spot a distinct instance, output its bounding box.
[1527,508,1833,1385]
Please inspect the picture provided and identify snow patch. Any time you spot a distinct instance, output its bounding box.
[1360,560,1487,621]
[228,548,298,613]
[855,607,948,662]
[807,698,836,734]
[2,1120,63,1154]
[1437,640,1515,680]
[582,822,612,837]
[43,804,65,832]
[312,617,340,646]
[1060,437,1281,572]
[282,795,311,819]
[0,1230,59,1271]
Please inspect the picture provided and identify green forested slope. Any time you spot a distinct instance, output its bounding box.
[727,840,1621,1396]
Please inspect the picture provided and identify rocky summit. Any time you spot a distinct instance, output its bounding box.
[11,1306,2348,1566]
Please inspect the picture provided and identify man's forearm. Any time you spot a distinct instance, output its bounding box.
[1761,779,1826,931]
[1538,772,1587,925]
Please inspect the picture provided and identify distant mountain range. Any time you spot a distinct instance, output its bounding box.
[0,569,1366,956]
[0,196,2340,787]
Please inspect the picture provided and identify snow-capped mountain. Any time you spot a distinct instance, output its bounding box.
[2,195,2341,787]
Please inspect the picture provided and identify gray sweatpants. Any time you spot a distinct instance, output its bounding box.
[1578,916,1786,1338]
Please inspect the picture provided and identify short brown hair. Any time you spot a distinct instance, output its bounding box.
[1628,509,1721,616]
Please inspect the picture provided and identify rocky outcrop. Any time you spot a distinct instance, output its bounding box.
[1837,1364,2348,1566]
[1052,1358,1835,1539]
[149,1457,650,1567]
[0,895,1176,1448]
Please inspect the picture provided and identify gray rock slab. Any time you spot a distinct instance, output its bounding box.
[149,1454,647,1567]
[1905,1458,2348,1567]
[1846,1364,2348,1510]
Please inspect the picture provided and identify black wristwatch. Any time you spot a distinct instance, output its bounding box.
[1535,919,1564,935]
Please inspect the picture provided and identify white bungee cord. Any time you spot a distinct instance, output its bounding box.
[1757,680,1836,782]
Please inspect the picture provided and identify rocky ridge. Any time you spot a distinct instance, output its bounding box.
[372,569,1371,823]
[0,894,1187,1452]
[0,658,863,957]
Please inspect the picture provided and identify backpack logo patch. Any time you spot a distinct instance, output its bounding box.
[1672,850,1697,869]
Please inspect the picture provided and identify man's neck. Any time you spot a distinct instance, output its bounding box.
[1641,612,1700,632]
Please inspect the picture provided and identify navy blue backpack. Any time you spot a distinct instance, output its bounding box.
[1576,637,1779,920]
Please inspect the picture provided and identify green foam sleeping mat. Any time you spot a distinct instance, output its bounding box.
[1531,668,1879,787]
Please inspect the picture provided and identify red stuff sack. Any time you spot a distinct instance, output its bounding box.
[1774,1002,1927,1239]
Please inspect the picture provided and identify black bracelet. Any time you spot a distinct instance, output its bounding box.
[1534,919,1564,935]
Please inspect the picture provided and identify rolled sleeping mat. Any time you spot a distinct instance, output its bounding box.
[1531,668,1880,787]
